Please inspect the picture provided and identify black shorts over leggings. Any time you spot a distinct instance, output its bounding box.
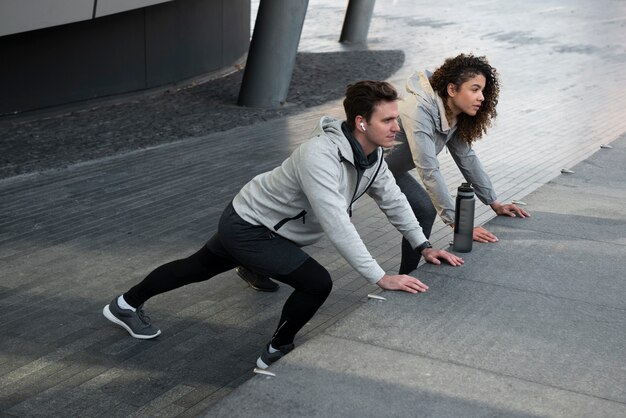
[208,202,310,277]
[124,202,332,346]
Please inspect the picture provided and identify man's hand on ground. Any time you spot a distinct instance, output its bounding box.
[421,248,464,266]
[377,274,428,294]
[473,226,499,243]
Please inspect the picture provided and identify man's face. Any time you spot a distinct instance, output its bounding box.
[361,100,400,152]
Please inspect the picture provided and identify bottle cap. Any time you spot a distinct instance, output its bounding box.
[457,182,474,197]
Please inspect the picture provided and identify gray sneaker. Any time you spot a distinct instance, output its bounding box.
[256,342,294,369]
[103,297,161,339]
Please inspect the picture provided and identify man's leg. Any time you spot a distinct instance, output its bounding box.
[270,257,332,346]
[123,242,237,307]
[256,257,332,369]
[395,171,437,274]
[216,203,331,368]
[103,236,237,339]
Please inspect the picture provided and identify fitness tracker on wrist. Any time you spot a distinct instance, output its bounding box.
[415,241,433,253]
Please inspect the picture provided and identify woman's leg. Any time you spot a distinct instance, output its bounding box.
[395,171,437,274]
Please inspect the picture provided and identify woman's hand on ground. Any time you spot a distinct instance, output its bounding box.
[473,226,498,242]
[491,202,530,218]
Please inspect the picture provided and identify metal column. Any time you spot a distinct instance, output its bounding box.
[238,0,309,107]
[339,0,376,44]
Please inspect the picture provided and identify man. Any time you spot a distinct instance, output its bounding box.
[102,80,463,369]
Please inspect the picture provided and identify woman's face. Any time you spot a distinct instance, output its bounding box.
[447,73,486,117]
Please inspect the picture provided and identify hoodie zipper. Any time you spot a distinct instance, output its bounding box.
[338,149,383,216]
[273,210,307,231]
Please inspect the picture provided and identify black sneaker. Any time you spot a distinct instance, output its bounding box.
[256,342,295,369]
[102,296,161,339]
[236,266,279,292]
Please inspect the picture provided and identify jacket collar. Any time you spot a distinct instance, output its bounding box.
[312,116,382,167]
[406,70,453,133]
[341,122,378,169]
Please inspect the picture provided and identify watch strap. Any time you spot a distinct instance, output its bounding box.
[415,241,432,253]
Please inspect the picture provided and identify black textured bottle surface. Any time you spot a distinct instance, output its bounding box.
[453,183,475,252]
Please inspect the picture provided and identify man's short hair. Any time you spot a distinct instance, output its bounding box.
[343,80,398,130]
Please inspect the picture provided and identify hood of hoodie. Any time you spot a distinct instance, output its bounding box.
[312,116,380,168]
[311,116,353,161]
[405,70,453,133]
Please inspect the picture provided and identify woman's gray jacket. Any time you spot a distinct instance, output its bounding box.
[233,116,428,283]
[387,71,498,225]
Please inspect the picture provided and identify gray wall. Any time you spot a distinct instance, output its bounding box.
[0,0,173,37]
[0,0,250,114]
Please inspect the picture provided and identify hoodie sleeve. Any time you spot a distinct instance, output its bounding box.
[401,100,456,225]
[366,158,428,249]
[296,142,386,284]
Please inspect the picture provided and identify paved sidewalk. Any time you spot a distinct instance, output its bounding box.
[1,0,626,416]
[207,134,626,418]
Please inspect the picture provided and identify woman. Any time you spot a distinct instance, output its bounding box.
[386,53,530,274]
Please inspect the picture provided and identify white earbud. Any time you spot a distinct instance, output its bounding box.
[360,122,366,132]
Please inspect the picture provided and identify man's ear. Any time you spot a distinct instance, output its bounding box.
[355,115,365,131]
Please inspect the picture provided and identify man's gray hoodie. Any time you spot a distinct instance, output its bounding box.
[233,117,428,284]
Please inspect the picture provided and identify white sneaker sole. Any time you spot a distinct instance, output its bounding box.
[102,304,161,339]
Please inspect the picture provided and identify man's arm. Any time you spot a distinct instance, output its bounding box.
[365,158,428,247]
[297,143,387,284]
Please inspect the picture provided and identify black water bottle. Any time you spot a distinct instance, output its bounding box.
[453,183,475,253]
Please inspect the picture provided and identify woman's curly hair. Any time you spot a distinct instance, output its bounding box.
[430,53,500,145]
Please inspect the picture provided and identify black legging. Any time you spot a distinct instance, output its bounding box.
[272,257,332,346]
[394,171,437,274]
[124,244,332,347]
